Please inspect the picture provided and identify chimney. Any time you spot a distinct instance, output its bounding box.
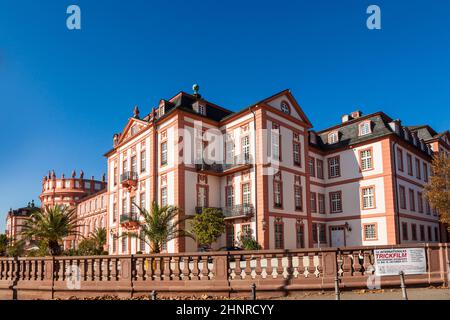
[341,114,351,123]
[351,110,362,119]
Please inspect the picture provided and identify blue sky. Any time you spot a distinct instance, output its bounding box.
[0,0,449,231]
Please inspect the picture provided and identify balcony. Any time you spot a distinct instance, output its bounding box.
[120,213,139,229]
[195,204,254,219]
[120,171,138,188]
[195,154,253,174]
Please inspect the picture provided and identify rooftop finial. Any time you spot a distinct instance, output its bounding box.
[193,84,201,99]
[133,105,140,119]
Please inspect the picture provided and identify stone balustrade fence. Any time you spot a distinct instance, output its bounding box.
[0,243,448,299]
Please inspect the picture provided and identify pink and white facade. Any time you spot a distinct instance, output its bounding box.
[101,88,449,254]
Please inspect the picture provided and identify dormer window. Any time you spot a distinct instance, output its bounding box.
[359,121,371,136]
[328,131,339,144]
[198,104,206,116]
[158,106,165,117]
[280,101,291,115]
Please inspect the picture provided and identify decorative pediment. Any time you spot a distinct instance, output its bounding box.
[117,117,148,145]
[260,90,312,128]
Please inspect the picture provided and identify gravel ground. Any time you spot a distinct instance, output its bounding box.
[276,287,450,300]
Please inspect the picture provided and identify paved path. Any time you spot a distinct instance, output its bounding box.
[276,288,450,300]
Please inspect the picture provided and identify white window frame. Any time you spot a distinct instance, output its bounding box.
[328,131,339,144]
[360,149,373,170]
[362,187,375,209]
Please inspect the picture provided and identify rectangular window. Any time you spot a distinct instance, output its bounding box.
[242,183,251,205]
[123,159,128,174]
[225,186,234,207]
[426,200,431,215]
[417,192,423,213]
[399,186,406,209]
[296,224,305,248]
[161,142,168,166]
[310,192,317,213]
[318,193,326,214]
[273,180,282,208]
[434,227,439,242]
[364,224,377,240]
[242,224,252,238]
[409,189,415,211]
[122,198,127,215]
[411,224,417,241]
[197,185,208,207]
[309,157,315,177]
[130,196,136,217]
[328,156,341,178]
[407,153,413,176]
[139,192,146,211]
[397,148,404,171]
[226,224,235,247]
[113,167,118,186]
[415,158,421,179]
[419,225,425,241]
[112,236,117,253]
[225,138,234,164]
[423,163,428,182]
[316,159,324,179]
[360,149,373,171]
[362,187,375,209]
[294,185,303,211]
[140,151,146,173]
[131,155,137,173]
[427,226,432,241]
[402,222,408,240]
[271,125,280,161]
[242,136,250,162]
[113,202,117,222]
[312,223,326,243]
[140,233,146,252]
[161,187,168,206]
[329,191,342,213]
[122,236,127,253]
[293,142,301,166]
[274,222,284,249]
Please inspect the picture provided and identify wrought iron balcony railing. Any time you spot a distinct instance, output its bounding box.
[120,171,138,187]
[195,154,253,173]
[222,204,254,218]
[195,204,254,219]
[120,213,139,224]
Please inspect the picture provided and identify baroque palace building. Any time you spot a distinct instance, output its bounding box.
[5,87,450,253]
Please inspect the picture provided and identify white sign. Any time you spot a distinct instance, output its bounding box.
[374,248,427,276]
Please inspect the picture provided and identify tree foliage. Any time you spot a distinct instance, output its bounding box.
[6,240,25,257]
[0,234,8,256]
[190,208,225,248]
[89,227,107,252]
[124,201,192,253]
[425,154,450,230]
[20,205,80,256]
[237,233,262,250]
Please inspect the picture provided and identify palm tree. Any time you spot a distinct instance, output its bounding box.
[21,205,80,256]
[89,227,107,253]
[123,201,192,253]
